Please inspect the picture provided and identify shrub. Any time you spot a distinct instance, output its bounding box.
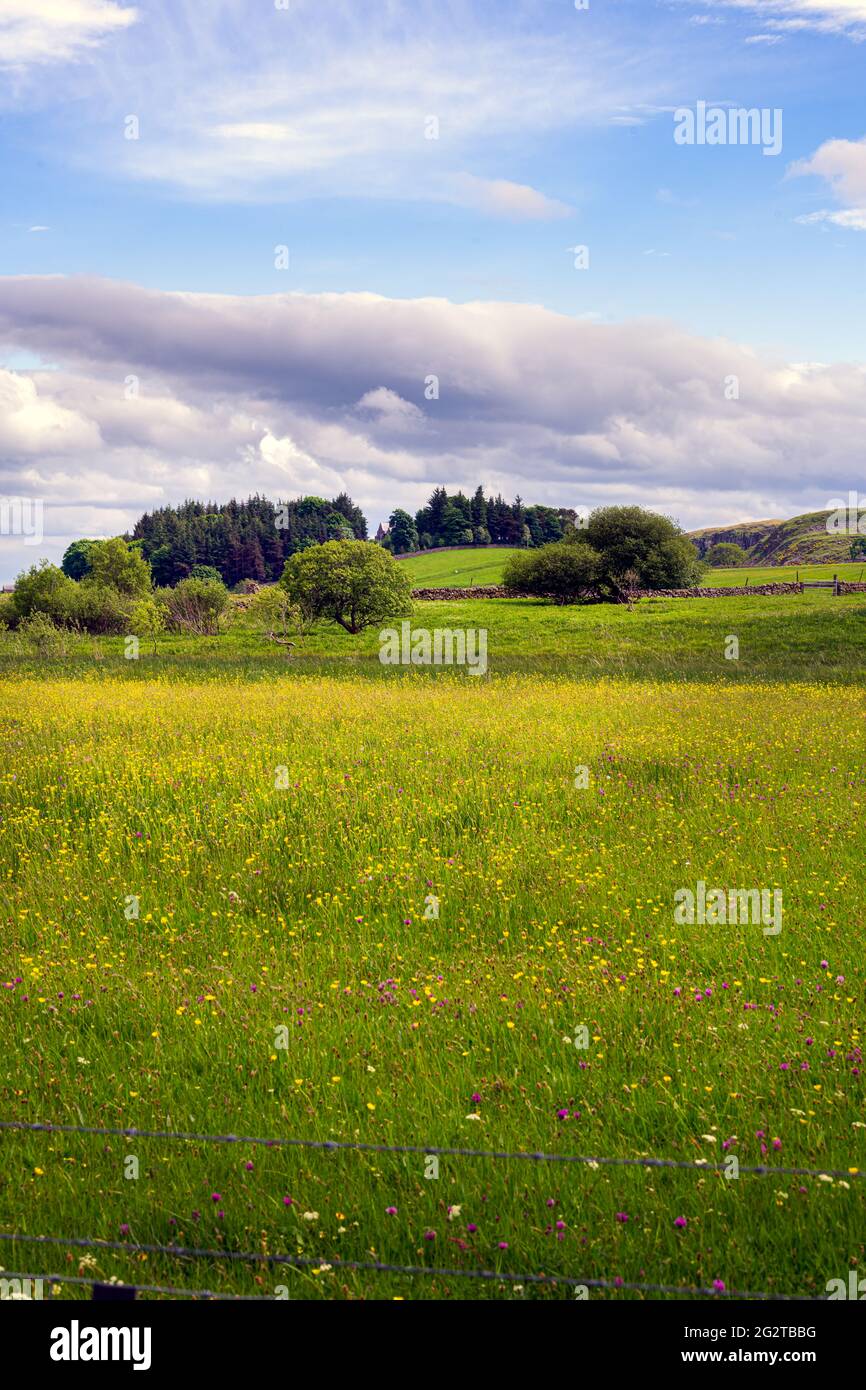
[128,597,166,653]
[503,542,601,604]
[160,577,229,635]
[18,612,73,659]
[10,562,79,624]
[189,564,225,585]
[9,560,144,633]
[75,581,136,634]
[246,586,311,651]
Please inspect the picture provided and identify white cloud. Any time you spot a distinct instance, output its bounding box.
[790,135,866,229]
[2,274,866,579]
[111,31,642,204]
[448,174,570,221]
[0,367,99,453]
[790,135,866,202]
[796,207,866,228]
[695,1,866,38]
[0,0,137,69]
[356,388,424,422]
[252,431,345,496]
[1,0,668,213]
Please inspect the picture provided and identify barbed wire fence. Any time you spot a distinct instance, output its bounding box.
[2,1118,856,1302]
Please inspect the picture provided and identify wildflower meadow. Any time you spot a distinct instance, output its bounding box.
[1,608,863,1298]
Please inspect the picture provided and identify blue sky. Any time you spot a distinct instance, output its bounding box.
[1,0,865,578]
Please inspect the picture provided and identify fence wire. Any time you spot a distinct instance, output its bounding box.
[1,1119,860,1181]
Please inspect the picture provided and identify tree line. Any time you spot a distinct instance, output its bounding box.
[66,486,581,589]
[124,493,368,587]
[386,487,576,554]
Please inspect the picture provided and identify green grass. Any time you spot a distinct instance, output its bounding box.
[396,546,866,591]
[0,595,864,1300]
[4,590,865,685]
[396,546,518,587]
[709,562,866,587]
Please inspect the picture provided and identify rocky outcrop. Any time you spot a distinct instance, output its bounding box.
[689,523,782,558]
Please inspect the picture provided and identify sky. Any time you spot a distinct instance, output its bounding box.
[1,0,865,580]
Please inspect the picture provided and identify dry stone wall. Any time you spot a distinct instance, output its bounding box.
[411,582,809,601]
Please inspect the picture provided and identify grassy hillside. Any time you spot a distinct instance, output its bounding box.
[689,508,865,565]
[397,546,519,587]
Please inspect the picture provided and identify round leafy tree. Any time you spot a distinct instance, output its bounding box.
[279,540,413,634]
[584,506,704,598]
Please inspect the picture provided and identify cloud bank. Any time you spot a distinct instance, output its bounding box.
[0,274,864,578]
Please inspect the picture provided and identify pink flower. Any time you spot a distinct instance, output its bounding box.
[674,1216,687,1229]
